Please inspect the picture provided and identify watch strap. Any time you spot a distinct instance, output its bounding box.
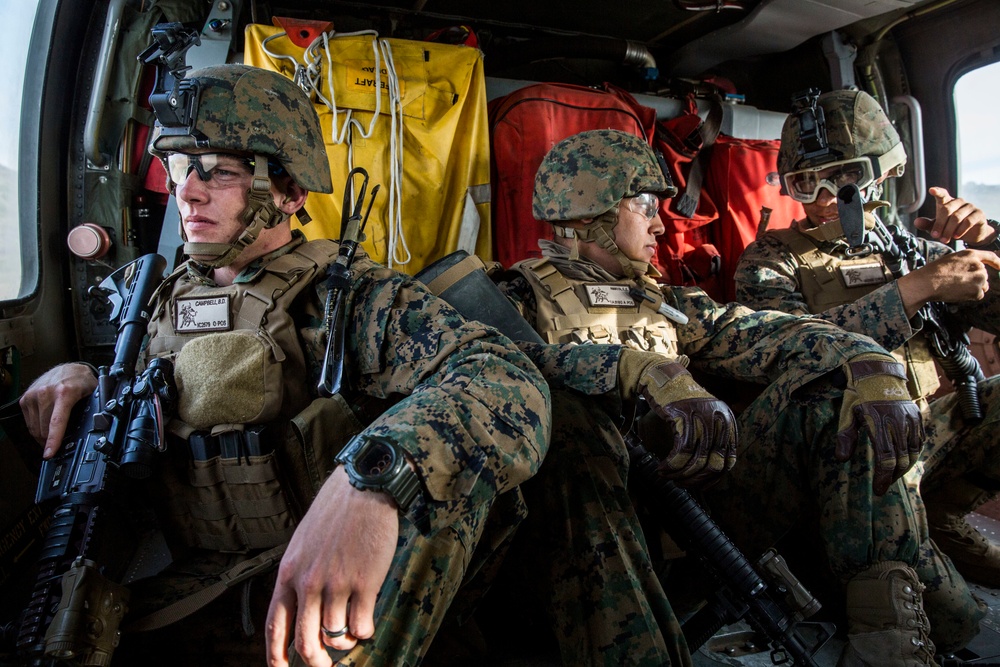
[382,464,422,512]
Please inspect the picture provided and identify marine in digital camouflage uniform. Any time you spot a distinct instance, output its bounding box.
[19,64,550,667]
[478,341,692,666]
[735,88,1000,663]
[492,129,932,665]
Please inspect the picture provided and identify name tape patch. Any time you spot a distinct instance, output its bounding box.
[585,284,636,308]
[175,295,232,333]
[840,263,886,288]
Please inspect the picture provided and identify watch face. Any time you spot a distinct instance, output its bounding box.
[354,439,400,484]
[339,436,421,511]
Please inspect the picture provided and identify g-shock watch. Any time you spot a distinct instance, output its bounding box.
[335,435,423,511]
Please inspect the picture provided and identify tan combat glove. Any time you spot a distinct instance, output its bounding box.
[836,352,924,496]
[619,349,738,487]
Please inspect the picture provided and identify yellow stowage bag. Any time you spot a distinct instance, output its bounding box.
[244,24,492,275]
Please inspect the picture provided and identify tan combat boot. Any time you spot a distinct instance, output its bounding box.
[925,478,1000,587]
[839,561,937,667]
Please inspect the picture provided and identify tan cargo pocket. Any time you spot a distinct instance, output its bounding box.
[174,330,284,429]
[285,395,365,507]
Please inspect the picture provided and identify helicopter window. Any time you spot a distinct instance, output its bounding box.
[955,60,1000,222]
[0,1,41,302]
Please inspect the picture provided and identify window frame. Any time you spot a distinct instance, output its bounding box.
[953,58,1000,221]
[1,0,49,306]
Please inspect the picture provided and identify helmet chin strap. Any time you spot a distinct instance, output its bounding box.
[564,206,648,279]
[182,154,288,269]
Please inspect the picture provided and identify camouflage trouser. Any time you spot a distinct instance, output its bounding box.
[918,375,1000,499]
[910,374,1000,650]
[705,378,997,653]
[502,390,690,667]
[114,489,500,666]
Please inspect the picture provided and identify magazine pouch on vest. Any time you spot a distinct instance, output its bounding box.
[146,242,364,553]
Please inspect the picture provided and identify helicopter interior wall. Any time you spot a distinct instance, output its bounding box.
[16,0,95,380]
[894,0,1000,217]
[6,1,1000,663]
[9,0,987,413]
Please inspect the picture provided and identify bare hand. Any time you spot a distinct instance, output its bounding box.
[897,248,1000,316]
[266,468,398,667]
[913,186,993,245]
[19,363,97,458]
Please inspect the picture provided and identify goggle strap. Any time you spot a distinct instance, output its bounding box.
[875,143,907,179]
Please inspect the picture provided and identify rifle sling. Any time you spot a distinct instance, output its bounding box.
[125,543,286,632]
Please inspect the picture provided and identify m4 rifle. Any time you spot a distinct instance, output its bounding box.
[14,254,174,666]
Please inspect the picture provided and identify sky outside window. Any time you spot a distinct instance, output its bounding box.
[0,0,39,301]
[955,61,1000,221]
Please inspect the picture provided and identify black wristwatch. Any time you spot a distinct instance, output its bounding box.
[335,435,423,512]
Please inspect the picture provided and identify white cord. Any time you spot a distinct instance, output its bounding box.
[379,39,410,267]
[262,29,410,267]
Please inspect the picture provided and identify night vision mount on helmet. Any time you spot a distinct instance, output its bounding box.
[778,89,906,204]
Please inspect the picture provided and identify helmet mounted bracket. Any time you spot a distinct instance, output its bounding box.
[139,23,203,135]
[790,87,841,165]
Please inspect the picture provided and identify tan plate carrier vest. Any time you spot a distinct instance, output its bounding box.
[767,227,940,403]
[128,241,366,631]
[516,258,680,356]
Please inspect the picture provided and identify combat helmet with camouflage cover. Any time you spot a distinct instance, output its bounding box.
[533,129,676,278]
[778,89,906,202]
[150,64,332,267]
[534,129,674,221]
[151,64,331,193]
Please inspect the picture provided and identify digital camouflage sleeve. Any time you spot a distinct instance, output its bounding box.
[735,231,1000,350]
[495,272,626,405]
[496,269,893,438]
[300,257,552,539]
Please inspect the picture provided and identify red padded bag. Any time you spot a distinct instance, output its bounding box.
[489,82,656,268]
[703,136,804,302]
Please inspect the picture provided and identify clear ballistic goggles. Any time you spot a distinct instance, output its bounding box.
[624,192,662,220]
[165,153,284,189]
[782,157,875,203]
[781,143,907,203]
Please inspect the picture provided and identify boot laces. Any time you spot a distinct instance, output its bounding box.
[900,580,935,663]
